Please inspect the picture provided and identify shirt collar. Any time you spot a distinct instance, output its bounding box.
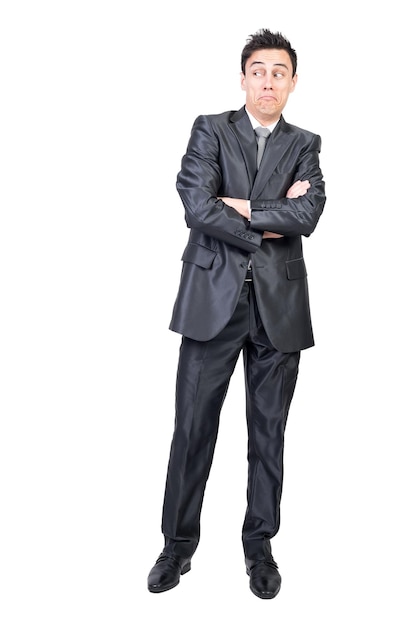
[245,108,280,134]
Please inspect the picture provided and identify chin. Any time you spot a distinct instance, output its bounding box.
[257,107,279,118]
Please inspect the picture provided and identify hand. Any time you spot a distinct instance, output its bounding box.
[286,180,310,198]
[262,181,309,238]
[263,231,284,239]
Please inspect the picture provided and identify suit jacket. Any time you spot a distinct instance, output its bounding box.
[169,107,326,352]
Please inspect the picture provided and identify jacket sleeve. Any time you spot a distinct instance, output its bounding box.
[250,134,326,237]
[176,115,263,252]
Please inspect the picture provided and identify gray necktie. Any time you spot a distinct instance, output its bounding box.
[255,126,271,169]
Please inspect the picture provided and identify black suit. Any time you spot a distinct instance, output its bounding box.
[161,107,326,562]
[171,107,325,352]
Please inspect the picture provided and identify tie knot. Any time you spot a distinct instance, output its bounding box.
[255,126,271,139]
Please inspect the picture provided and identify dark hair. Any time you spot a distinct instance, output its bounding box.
[241,28,297,76]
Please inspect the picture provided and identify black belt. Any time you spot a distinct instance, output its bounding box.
[245,267,253,281]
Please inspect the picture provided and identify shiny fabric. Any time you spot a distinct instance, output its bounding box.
[162,282,300,561]
[170,107,326,353]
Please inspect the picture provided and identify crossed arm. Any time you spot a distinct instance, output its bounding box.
[219,179,310,239]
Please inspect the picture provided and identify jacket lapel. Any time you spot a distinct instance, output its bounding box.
[229,108,258,185]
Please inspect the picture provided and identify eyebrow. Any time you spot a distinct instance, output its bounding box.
[249,61,289,71]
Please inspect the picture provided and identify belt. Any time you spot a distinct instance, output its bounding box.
[245,267,253,281]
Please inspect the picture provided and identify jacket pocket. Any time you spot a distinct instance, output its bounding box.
[181,243,217,269]
[286,257,307,280]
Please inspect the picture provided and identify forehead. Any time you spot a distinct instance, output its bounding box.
[245,48,292,72]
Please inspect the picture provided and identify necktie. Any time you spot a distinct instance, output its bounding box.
[255,126,271,169]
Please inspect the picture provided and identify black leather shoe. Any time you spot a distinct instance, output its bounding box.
[147,553,191,593]
[246,558,282,599]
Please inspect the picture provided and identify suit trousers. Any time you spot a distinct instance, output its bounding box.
[161,281,300,562]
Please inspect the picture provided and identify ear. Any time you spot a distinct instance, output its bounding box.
[240,72,246,92]
[290,73,298,92]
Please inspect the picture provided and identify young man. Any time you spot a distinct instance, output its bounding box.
[147,29,326,599]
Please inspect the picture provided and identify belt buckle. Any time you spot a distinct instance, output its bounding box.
[245,268,253,282]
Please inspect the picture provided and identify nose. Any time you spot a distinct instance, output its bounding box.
[263,74,273,90]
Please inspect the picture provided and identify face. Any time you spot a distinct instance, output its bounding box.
[241,48,297,124]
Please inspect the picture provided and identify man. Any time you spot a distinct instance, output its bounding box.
[147,29,326,599]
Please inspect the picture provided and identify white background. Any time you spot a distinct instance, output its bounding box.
[1,1,417,624]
